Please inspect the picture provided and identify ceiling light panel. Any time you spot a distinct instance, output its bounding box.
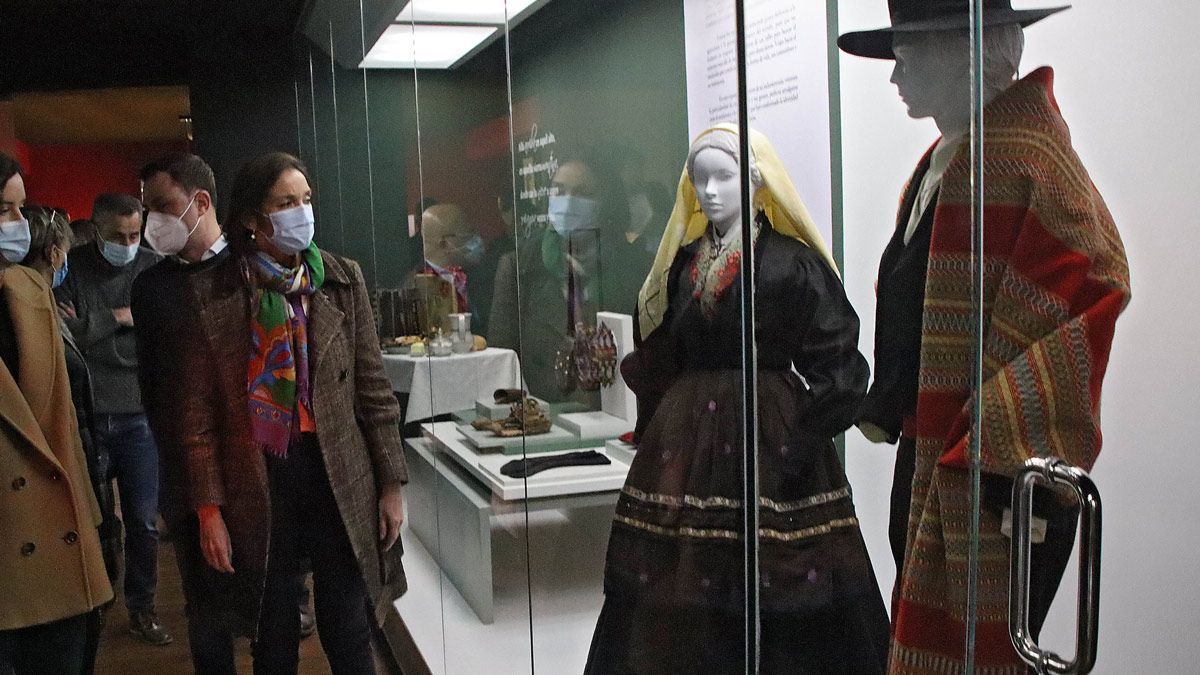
[396,0,541,25]
[360,23,499,69]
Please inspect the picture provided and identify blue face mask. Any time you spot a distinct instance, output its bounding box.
[449,234,485,265]
[100,239,139,267]
[52,253,69,289]
[0,217,31,263]
[547,195,600,236]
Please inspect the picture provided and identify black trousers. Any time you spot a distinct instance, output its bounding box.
[890,437,1080,645]
[253,433,375,675]
[0,613,89,675]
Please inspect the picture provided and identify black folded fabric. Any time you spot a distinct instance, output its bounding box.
[494,388,526,404]
[500,450,612,478]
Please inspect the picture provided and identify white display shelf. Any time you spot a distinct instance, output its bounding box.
[421,422,632,501]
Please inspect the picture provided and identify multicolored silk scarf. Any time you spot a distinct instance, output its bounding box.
[246,243,325,457]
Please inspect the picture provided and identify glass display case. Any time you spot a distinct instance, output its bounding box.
[289,0,1131,672]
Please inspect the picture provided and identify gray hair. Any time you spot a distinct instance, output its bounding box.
[935,23,1025,91]
[686,129,763,189]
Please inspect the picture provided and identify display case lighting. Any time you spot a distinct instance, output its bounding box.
[395,0,542,25]
[361,0,547,69]
[360,23,498,70]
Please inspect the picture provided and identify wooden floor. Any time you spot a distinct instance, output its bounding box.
[95,542,335,674]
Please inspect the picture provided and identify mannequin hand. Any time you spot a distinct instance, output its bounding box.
[858,421,894,445]
[379,484,405,552]
[199,509,235,573]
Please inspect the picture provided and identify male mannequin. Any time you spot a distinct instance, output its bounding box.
[840,3,1130,673]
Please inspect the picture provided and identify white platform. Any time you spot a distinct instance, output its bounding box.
[556,410,633,439]
[423,422,632,501]
[454,421,580,456]
[400,436,619,629]
[474,396,550,420]
[604,438,638,466]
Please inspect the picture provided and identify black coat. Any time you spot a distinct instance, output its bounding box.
[60,318,121,589]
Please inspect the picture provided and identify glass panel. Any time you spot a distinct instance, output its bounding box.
[504,1,752,672]
[315,7,441,672]
[721,1,892,671]
[837,0,994,672]
[406,0,536,673]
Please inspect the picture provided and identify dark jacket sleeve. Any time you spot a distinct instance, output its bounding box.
[787,251,871,438]
[130,274,162,437]
[623,251,687,443]
[56,263,121,350]
[345,259,408,487]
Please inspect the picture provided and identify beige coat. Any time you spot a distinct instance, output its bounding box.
[0,265,113,630]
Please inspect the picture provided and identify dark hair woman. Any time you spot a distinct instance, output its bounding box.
[0,157,114,672]
[172,151,407,672]
[22,205,122,674]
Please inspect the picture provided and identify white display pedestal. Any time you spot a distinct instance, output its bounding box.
[556,311,638,438]
[424,422,631,500]
[404,429,628,624]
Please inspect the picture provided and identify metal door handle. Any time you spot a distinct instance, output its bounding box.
[1009,457,1102,674]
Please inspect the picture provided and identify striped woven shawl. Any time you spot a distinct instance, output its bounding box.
[889,67,1131,674]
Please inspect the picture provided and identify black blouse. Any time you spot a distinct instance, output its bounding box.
[640,219,869,439]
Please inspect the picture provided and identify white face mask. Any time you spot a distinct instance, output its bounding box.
[265,203,315,254]
[145,193,199,255]
[100,240,139,267]
[547,195,600,236]
[0,217,31,263]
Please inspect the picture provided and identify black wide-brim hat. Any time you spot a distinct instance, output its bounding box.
[838,0,1070,59]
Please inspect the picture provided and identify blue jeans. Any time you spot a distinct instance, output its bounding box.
[96,413,160,612]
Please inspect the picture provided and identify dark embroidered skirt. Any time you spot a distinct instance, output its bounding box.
[585,370,889,674]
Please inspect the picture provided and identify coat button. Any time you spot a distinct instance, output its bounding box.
[339,369,348,382]
[20,542,35,556]
[63,531,79,545]
[11,476,26,490]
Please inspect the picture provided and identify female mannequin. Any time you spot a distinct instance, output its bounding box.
[584,126,889,674]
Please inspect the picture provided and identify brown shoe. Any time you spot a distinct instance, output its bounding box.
[129,609,174,646]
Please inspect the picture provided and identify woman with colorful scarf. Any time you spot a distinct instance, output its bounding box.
[171,152,407,672]
[584,126,890,673]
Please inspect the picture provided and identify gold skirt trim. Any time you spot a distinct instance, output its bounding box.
[614,514,860,544]
[621,485,852,514]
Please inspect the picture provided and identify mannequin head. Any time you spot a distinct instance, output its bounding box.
[422,203,482,269]
[890,24,1025,132]
[686,130,761,236]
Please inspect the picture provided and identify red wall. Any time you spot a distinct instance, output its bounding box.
[21,141,188,220]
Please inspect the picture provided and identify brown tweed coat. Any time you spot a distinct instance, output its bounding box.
[172,249,407,634]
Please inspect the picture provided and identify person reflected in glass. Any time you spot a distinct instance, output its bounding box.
[172,151,408,673]
[412,203,485,322]
[584,126,890,673]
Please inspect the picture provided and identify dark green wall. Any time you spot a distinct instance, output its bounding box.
[191,0,688,293]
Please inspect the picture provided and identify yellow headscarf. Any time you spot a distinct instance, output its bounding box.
[636,123,838,339]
